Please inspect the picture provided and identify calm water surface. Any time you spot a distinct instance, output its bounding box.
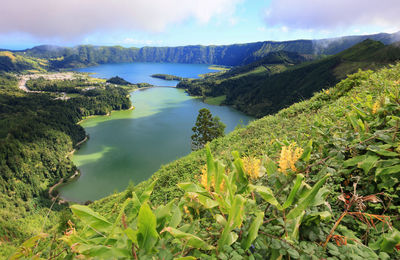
[59,63,253,202]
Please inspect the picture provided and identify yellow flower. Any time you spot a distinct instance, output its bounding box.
[372,101,380,114]
[183,205,190,215]
[325,89,330,95]
[199,164,226,192]
[200,165,208,189]
[242,157,261,180]
[278,143,304,174]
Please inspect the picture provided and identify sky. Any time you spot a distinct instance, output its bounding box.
[0,0,399,50]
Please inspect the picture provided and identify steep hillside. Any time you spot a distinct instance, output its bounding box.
[0,51,48,72]
[13,31,400,68]
[0,73,132,257]
[179,40,400,117]
[11,62,400,259]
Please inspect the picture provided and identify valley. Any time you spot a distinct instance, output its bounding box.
[1,32,400,259]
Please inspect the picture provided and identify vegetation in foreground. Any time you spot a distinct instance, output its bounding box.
[11,63,400,259]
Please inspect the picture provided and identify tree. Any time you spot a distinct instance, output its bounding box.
[191,108,226,150]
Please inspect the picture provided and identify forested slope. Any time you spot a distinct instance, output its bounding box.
[179,40,400,117]
[0,74,132,257]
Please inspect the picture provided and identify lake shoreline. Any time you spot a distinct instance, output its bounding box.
[59,63,251,202]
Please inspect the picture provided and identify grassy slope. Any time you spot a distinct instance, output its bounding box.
[179,40,400,118]
[92,63,400,224]
[0,51,48,73]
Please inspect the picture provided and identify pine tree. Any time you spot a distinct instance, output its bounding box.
[191,108,226,151]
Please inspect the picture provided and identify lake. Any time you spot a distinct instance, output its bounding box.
[59,63,253,202]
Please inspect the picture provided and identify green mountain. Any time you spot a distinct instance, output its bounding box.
[0,51,48,72]
[179,40,400,117]
[12,31,400,68]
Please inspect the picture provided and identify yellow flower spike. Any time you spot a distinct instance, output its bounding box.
[183,206,190,215]
[372,101,380,114]
[278,143,303,174]
[242,157,262,180]
[199,165,208,189]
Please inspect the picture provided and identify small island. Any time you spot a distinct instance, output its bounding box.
[106,76,132,85]
[151,73,183,81]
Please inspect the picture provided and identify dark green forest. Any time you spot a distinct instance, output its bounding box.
[0,73,131,256]
[178,40,400,117]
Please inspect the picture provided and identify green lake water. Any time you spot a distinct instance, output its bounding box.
[59,64,253,202]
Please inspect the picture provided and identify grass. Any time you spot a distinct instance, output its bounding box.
[204,95,226,105]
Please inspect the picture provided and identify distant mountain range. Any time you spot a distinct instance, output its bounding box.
[178,39,400,117]
[7,31,400,68]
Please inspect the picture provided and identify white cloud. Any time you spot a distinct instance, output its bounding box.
[264,0,400,31]
[0,0,242,39]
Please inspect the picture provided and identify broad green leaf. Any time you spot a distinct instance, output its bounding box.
[286,174,330,220]
[155,199,177,231]
[227,231,239,245]
[351,104,367,118]
[241,211,264,250]
[347,114,359,131]
[215,214,227,226]
[356,118,365,132]
[9,233,48,260]
[343,155,366,168]
[251,185,283,211]
[368,146,398,157]
[155,199,176,221]
[137,202,159,253]
[376,164,400,178]
[358,155,379,174]
[186,192,219,209]
[130,191,142,218]
[214,192,230,214]
[379,230,400,253]
[309,187,330,207]
[282,174,304,209]
[218,195,245,249]
[286,211,305,242]
[105,197,132,244]
[139,178,157,203]
[222,173,235,204]
[265,157,278,175]
[163,227,214,250]
[299,140,312,162]
[124,227,138,245]
[214,160,225,194]
[174,257,197,260]
[232,151,249,193]
[177,182,207,193]
[79,244,131,258]
[169,204,182,228]
[206,144,216,191]
[302,211,332,226]
[71,204,112,233]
